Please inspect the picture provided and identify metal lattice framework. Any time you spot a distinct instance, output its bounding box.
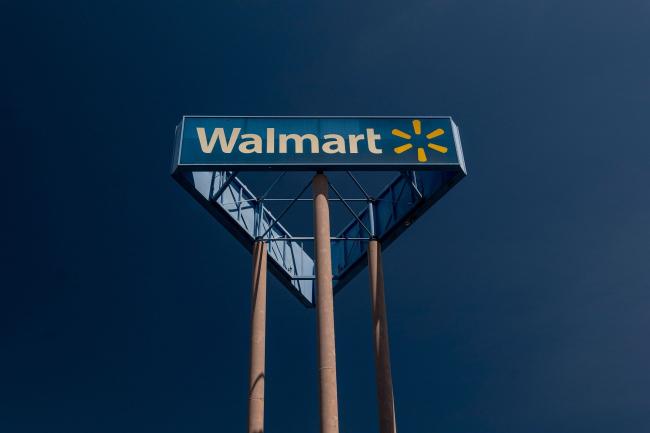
[173,167,465,307]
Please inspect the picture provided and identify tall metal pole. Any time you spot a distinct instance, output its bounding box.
[368,239,397,433]
[312,173,340,433]
[248,240,267,433]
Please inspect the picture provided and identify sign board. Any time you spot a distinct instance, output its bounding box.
[173,116,465,171]
[171,115,467,307]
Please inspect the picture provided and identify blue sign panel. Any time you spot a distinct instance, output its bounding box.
[174,116,465,171]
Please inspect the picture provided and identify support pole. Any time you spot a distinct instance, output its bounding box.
[248,241,267,433]
[312,173,340,433]
[368,240,397,433]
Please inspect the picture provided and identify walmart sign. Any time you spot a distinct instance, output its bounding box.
[173,116,465,171]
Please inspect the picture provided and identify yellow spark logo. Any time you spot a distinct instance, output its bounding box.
[392,119,447,162]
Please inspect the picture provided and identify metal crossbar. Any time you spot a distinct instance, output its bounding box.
[328,181,372,236]
[210,171,239,201]
[260,180,312,238]
[405,170,423,199]
[264,236,370,242]
[346,171,372,200]
[263,198,367,202]
[260,171,287,200]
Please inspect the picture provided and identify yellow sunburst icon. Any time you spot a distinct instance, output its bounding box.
[392,119,448,162]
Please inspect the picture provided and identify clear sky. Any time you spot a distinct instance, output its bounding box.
[2,1,649,432]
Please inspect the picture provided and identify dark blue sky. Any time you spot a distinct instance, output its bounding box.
[2,1,649,432]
